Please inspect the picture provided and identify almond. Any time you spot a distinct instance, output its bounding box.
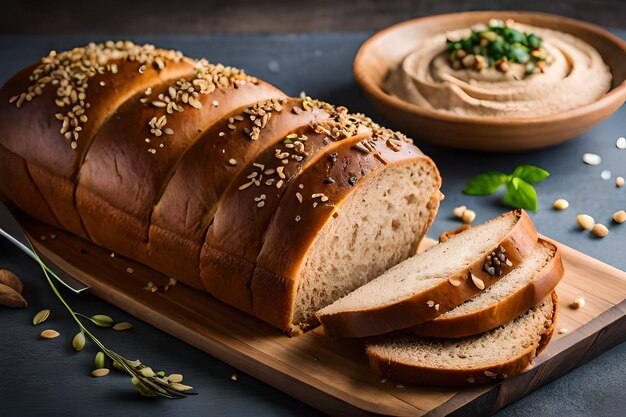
[0,283,27,308]
[0,269,23,294]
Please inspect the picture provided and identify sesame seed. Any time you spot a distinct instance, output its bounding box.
[296,192,303,203]
[228,159,237,166]
[295,215,301,222]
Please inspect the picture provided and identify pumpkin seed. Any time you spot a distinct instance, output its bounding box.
[112,322,133,331]
[40,329,60,339]
[33,309,50,325]
[168,373,183,383]
[72,331,86,351]
[92,368,110,377]
[592,223,609,238]
[155,370,165,377]
[577,214,595,230]
[139,367,155,377]
[90,314,114,327]
[582,153,601,165]
[95,351,106,369]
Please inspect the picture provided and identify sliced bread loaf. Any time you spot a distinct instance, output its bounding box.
[317,209,538,338]
[366,292,557,387]
[410,239,564,338]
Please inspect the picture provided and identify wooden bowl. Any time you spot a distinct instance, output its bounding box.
[354,11,626,151]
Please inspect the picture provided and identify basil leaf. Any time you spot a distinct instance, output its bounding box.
[502,177,538,211]
[512,165,550,183]
[463,172,509,195]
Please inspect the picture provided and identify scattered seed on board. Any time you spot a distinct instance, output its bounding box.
[32,309,50,325]
[126,267,134,274]
[592,223,609,238]
[558,328,568,335]
[452,205,467,218]
[426,300,435,307]
[396,383,404,389]
[616,177,624,188]
[484,370,498,378]
[613,210,626,224]
[582,153,601,165]
[576,214,595,230]
[92,368,110,378]
[462,209,476,224]
[570,296,585,309]
[600,170,611,180]
[617,137,626,150]
[230,373,238,381]
[40,329,60,339]
[113,322,133,331]
[553,199,569,210]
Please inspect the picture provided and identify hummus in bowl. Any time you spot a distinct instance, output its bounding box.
[384,20,612,118]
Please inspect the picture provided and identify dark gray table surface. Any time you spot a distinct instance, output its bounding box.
[0,33,624,417]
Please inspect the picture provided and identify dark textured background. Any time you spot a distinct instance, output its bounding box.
[0,2,625,416]
[1,0,625,33]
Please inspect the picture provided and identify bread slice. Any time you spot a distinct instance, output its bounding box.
[410,239,564,338]
[251,132,441,334]
[317,209,538,338]
[366,292,557,387]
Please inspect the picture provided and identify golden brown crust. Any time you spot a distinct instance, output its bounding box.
[0,48,195,237]
[438,224,471,243]
[149,98,329,286]
[251,137,441,332]
[75,76,283,276]
[317,209,538,338]
[410,239,564,338]
[0,144,61,227]
[366,292,558,387]
[200,129,372,313]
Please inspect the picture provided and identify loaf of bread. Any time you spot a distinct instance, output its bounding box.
[0,41,442,334]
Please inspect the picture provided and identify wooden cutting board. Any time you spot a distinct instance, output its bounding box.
[22,218,626,417]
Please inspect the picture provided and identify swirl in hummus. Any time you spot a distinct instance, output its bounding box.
[384,20,612,118]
